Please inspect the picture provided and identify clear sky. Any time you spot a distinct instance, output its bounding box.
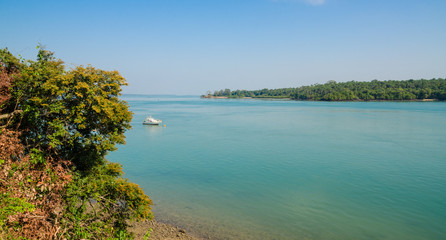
[1,0,446,95]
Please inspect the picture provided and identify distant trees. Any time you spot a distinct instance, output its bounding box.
[206,78,446,101]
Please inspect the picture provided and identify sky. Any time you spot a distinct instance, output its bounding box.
[1,0,446,95]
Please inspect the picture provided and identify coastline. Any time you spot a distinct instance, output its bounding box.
[201,95,291,100]
[201,95,439,102]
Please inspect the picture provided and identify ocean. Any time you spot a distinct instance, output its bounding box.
[107,95,446,240]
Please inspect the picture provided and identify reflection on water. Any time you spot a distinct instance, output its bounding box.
[143,125,164,135]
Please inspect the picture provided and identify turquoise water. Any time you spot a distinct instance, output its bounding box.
[108,95,446,240]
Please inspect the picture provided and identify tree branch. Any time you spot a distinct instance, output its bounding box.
[0,109,23,120]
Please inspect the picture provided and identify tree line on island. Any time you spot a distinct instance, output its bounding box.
[1,47,152,239]
[204,78,446,101]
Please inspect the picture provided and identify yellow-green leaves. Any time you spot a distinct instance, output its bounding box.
[3,48,151,239]
[11,51,132,171]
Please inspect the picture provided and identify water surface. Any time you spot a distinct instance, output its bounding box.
[108,95,446,240]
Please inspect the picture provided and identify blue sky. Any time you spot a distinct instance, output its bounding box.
[1,0,446,94]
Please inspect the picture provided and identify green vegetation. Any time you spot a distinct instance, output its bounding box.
[0,47,152,239]
[205,78,446,101]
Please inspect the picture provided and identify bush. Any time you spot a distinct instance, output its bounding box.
[1,47,152,239]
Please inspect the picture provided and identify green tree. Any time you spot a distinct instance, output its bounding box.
[11,49,132,171]
[1,48,152,239]
[206,78,446,101]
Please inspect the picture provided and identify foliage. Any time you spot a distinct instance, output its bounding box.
[143,228,153,240]
[1,47,153,239]
[8,49,132,171]
[0,48,23,74]
[0,194,36,229]
[0,66,12,110]
[0,194,35,240]
[206,78,446,101]
[61,161,153,239]
[0,129,72,239]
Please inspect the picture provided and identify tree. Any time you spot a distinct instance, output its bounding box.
[1,48,152,239]
[11,49,132,171]
[206,78,446,101]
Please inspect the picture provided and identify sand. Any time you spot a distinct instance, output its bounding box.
[129,219,207,240]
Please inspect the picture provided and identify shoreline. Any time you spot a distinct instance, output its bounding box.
[130,219,205,240]
[200,95,440,102]
[201,95,291,100]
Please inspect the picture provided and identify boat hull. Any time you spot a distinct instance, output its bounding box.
[143,122,161,125]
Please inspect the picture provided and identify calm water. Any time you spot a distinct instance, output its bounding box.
[108,95,446,240]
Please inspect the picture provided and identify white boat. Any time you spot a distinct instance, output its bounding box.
[143,116,162,125]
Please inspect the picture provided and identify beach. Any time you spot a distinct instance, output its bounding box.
[130,219,203,240]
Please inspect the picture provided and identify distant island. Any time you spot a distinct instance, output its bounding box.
[202,78,446,101]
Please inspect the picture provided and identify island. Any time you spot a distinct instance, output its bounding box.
[202,78,446,101]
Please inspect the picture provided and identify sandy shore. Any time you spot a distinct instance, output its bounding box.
[130,219,206,240]
[200,95,229,99]
[201,95,290,100]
